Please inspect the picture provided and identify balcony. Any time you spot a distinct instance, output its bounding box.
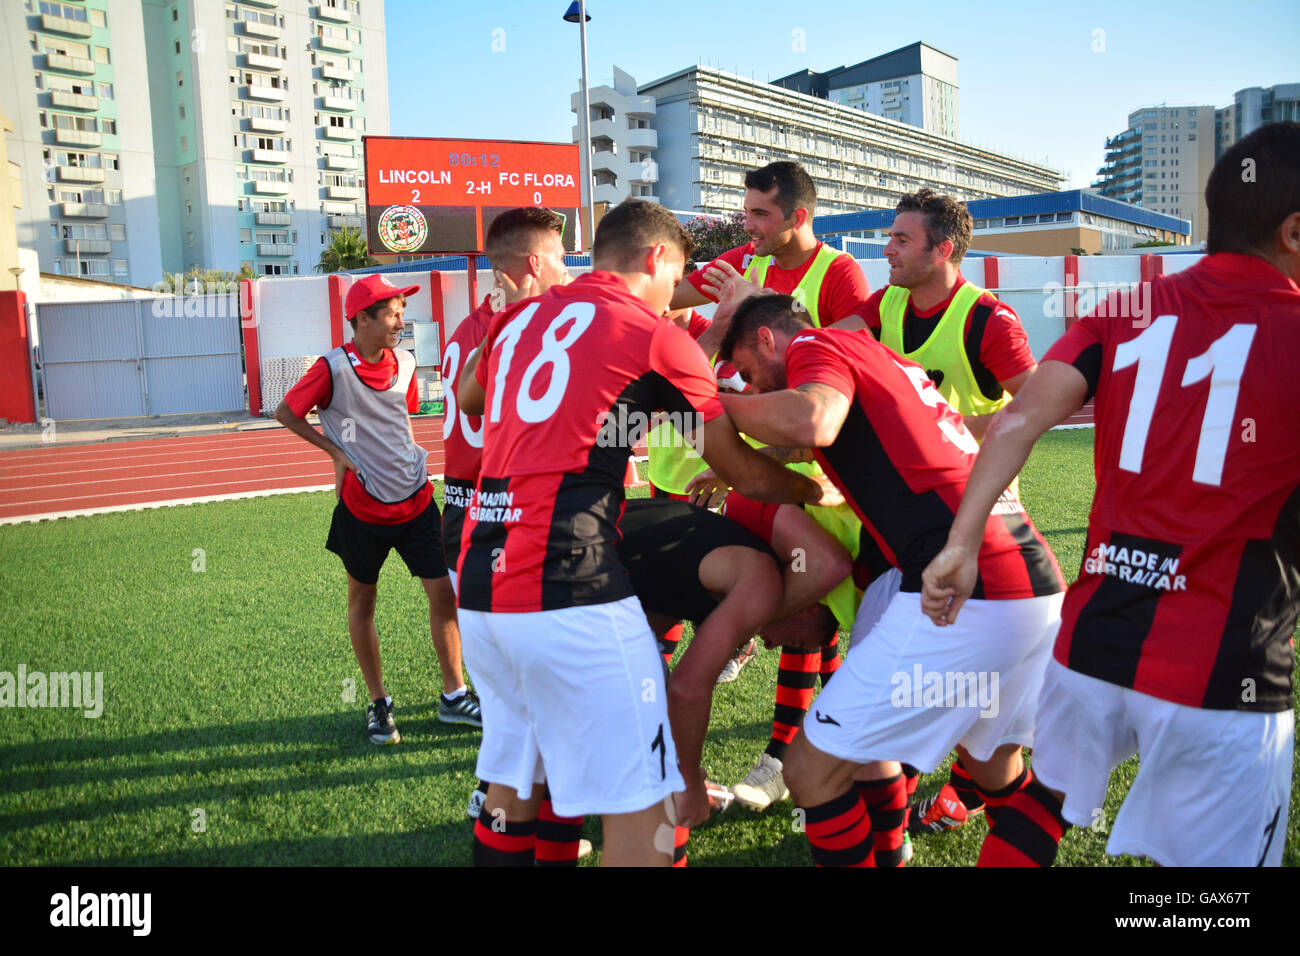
[64,238,111,254]
[247,116,287,133]
[257,242,294,256]
[251,179,289,194]
[322,126,356,140]
[244,52,286,71]
[315,4,352,22]
[41,13,93,37]
[60,202,109,218]
[243,0,278,6]
[322,200,354,214]
[57,165,105,183]
[46,52,96,74]
[320,64,353,82]
[49,90,98,110]
[321,94,355,111]
[53,128,102,147]
[626,95,656,119]
[588,117,617,140]
[316,33,352,53]
[327,185,361,200]
[323,153,357,169]
[241,21,282,40]
[251,148,290,164]
[591,148,617,172]
[626,127,657,150]
[245,85,286,102]
[255,211,291,226]
[328,215,365,229]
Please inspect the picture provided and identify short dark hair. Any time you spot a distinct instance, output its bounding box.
[592,199,694,271]
[719,294,813,361]
[895,188,972,265]
[744,161,817,220]
[351,293,406,329]
[1206,122,1300,256]
[484,206,565,271]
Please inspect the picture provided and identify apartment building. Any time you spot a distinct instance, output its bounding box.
[773,42,959,139]
[638,64,1061,218]
[569,65,659,208]
[1,0,389,285]
[1091,104,1218,242]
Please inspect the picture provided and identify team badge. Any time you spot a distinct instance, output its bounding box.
[377,205,428,253]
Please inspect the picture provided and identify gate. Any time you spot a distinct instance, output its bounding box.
[35,295,245,420]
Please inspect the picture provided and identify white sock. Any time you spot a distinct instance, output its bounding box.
[443,685,467,702]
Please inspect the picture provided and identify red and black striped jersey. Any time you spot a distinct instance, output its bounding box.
[1042,252,1300,711]
[784,328,1064,600]
[457,271,725,613]
[440,296,494,569]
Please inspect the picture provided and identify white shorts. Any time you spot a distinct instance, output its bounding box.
[447,569,458,596]
[458,596,685,818]
[1031,658,1294,867]
[803,590,1062,771]
[848,568,902,651]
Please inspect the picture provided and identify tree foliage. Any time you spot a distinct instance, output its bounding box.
[317,228,378,273]
[157,264,255,294]
[683,212,749,264]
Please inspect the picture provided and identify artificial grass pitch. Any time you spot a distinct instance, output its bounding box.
[0,429,1295,866]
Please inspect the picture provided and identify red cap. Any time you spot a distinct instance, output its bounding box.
[345,273,420,319]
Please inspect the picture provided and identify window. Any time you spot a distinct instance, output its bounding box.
[104,152,119,170]
[178,104,186,120]
[185,200,193,215]
[97,82,113,100]
[106,189,121,205]
[94,46,110,64]
[240,229,252,243]
[110,224,125,241]
[175,40,181,54]
[113,260,127,277]
[172,7,178,21]
[180,135,187,151]
[177,71,184,87]
[187,231,195,248]
[102,119,116,134]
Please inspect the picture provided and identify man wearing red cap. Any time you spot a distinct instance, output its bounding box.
[276,273,481,745]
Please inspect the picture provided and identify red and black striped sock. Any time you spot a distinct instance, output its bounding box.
[535,790,584,867]
[768,645,821,758]
[801,788,875,867]
[658,623,684,666]
[818,622,841,686]
[855,774,908,867]
[976,770,1070,867]
[472,815,537,867]
[673,825,689,867]
[901,764,920,830]
[949,757,985,812]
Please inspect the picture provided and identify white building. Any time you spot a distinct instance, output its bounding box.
[639,64,1062,218]
[570,65,659,208]
[774,42,959,139]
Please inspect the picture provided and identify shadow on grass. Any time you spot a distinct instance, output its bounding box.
[0,708,481,836]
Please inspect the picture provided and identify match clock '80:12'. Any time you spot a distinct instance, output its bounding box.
[448,153,500,167]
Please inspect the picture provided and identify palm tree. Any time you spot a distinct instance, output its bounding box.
[316,227,378,273]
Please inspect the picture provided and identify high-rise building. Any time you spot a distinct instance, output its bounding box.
[638,64,1061,218]
[1227,83,1300,140]
[1,0,389,286]
[773,42,959,139]
[1091,105,1216,242]
[569,65,659,209]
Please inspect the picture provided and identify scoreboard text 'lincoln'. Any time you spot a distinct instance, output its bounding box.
[363,136,582,256]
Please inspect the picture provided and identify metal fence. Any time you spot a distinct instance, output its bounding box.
[35,295,245,420]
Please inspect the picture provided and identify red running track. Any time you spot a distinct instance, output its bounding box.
[0,404,1093,523]
[0,419,446,523]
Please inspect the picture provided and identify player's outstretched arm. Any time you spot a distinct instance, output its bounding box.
[720,382,850,449]
[696,413,828,506]
[669,274,711,311]
[921,360,1088,625]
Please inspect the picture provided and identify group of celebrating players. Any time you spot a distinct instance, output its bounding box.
[279,120,1300,867]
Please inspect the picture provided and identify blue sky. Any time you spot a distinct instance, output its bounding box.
[385,0,1298,191]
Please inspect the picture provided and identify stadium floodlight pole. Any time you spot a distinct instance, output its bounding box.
[563,1,596,252]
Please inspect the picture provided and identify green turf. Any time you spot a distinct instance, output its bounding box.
[0,429,1295,866]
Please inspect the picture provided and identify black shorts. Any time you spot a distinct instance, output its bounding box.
[326,498,447,586]
[616,498,776,626]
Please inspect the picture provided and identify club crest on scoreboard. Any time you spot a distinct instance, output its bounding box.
[377,205,428,252]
